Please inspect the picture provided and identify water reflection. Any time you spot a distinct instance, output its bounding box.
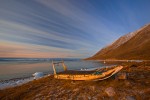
[0,59,104,80]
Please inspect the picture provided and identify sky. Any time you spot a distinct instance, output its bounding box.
[0,0,150,58]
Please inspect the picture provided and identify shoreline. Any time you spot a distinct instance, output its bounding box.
[0,65,110,90]
[0,76,34,90]
[0,62,150,99]
[0,76,32,82]
[0,73,50,90]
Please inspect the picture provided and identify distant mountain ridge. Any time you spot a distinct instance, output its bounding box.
[87,24,150,60]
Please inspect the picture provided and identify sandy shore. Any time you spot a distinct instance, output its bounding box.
[0,62,150,99]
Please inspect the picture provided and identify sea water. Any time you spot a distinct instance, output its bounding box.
[0,58,105,81]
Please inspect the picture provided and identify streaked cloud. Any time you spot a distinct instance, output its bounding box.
[0,40,85,58]
[0,0,150,58]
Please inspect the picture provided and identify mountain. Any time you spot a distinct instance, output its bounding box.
[87,24,150,60]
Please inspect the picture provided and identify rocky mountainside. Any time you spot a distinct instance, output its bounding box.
[87,24,150,60]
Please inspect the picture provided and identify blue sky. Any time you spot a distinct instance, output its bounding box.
[0,0,150,58]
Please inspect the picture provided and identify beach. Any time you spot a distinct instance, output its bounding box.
[0,59,107,89]
[0,62,150,99]
[0,58,104,81]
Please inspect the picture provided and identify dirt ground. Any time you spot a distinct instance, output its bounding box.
[0,62,150,100]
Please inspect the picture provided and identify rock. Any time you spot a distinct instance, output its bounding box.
[130,64,138,68]
[89,86,95,91]
[104,87,116,97]
[122,96,136,100]
[71,81,76,84]
[73,88,79,92]
[116,72,127,80]
[124,80,131,86]
[140,75,145,79]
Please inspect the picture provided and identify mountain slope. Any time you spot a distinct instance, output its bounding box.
[87,24,150,60]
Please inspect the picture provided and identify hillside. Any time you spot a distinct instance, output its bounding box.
[87,24,150,60]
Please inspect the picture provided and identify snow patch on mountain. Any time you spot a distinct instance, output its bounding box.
[103,24,150,49]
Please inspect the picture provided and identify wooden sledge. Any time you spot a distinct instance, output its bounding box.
[52,61,123,81]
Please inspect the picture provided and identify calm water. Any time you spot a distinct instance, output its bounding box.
[0,58,105,80]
